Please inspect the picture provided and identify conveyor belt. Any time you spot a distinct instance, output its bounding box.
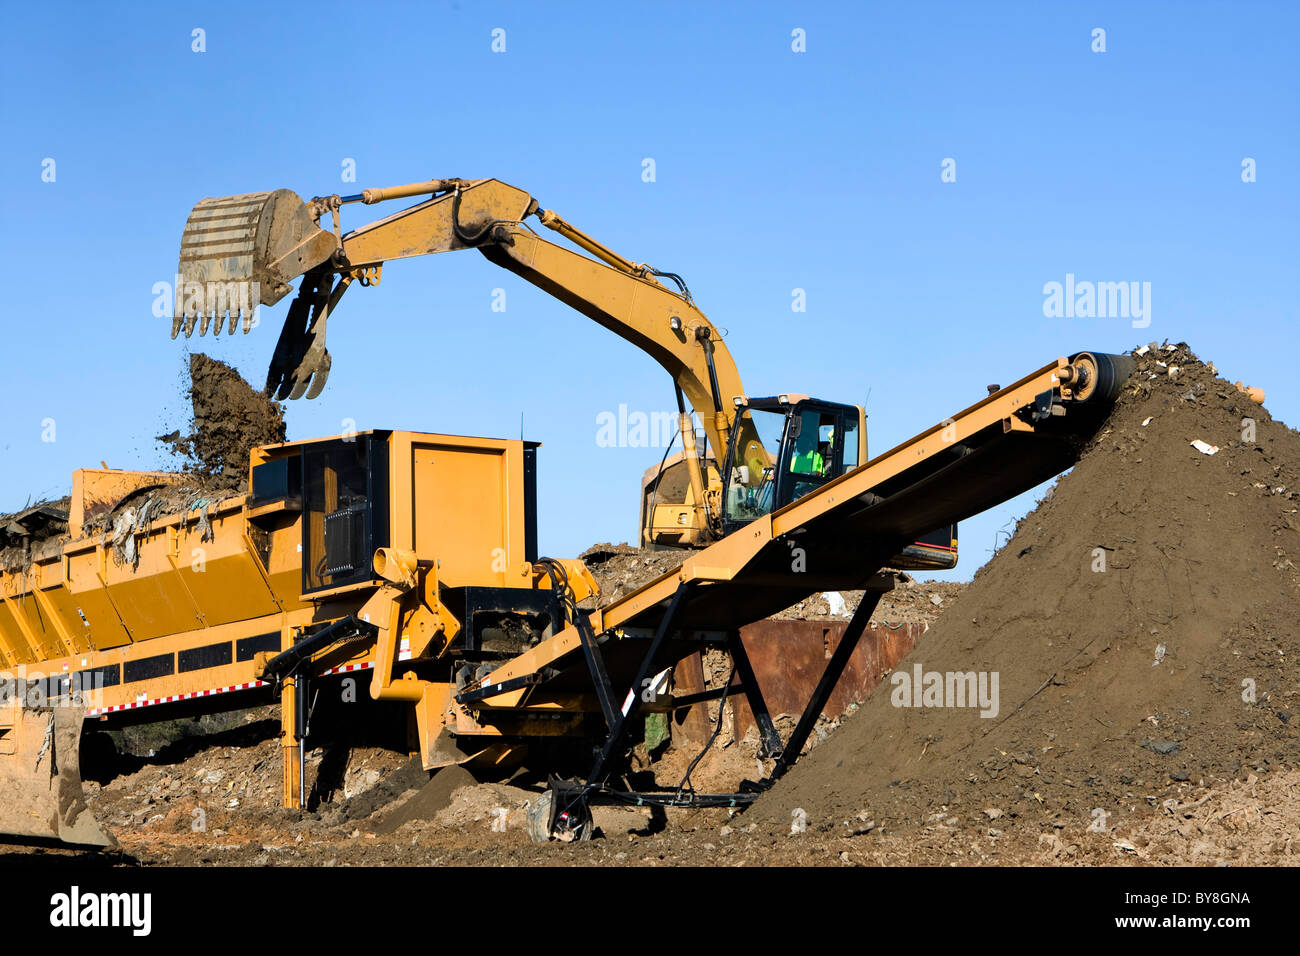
[477,352,1130,697]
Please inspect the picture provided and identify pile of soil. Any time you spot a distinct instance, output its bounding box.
[756,343,1300,851]
[158,353,286,489]
[578,543,689,606]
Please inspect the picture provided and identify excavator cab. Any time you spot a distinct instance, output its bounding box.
[722,396,959,571]
[721,397,862,533]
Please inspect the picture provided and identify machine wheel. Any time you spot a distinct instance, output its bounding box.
[526,790,594,843]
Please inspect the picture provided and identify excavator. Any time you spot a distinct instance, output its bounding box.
[0,176,1134,846]
[171,178,957,567]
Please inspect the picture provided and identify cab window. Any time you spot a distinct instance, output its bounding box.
[723,407,786,523]
[841,415,859,471]
[788,410,839,500]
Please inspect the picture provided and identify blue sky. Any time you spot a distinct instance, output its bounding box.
[2,1,1296,580]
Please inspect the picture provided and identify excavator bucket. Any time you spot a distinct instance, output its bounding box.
[173,189,336,338]
[0,702,116,847]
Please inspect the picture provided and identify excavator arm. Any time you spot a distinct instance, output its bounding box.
[174,178,746,477]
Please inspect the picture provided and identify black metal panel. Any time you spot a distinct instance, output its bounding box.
[441,586,560,654]
[323,505,366,575]
[369,431,390,560]
[250,455,301,503]
[178,641,233,673]
[523,442,539,563]
[39,674,72,700]
[124,653,175,684]
[236,632,282,661]
[300,433,391,594]
[75,663,121,691]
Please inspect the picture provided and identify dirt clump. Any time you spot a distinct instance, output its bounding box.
[754,343,1300,860]
[158,353,286,490]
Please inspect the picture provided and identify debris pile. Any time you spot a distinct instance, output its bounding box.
[0,498,71,570]
[758,344,1300,856]
[579,542,963,627]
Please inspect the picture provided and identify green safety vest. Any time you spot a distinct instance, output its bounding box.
[792,449,823,475]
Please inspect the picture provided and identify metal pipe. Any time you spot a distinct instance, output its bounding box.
[340,179,458,205]
[680,413,708,534]
[536,208,644,278]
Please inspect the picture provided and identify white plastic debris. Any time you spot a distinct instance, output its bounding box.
[1190,439,1219,455]
[1135,345,1150,356]
[824,591,848,616]
[1141,417,1153,427]
[1152,643,1166,667]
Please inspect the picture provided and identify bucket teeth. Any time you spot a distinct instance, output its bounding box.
[173,307,254,338]
[172,187,335,342]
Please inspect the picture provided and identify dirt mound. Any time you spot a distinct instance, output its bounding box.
[372,764,479,835]
[756,343,1300,839]
[579,543,688,606]
[158,353,285,489]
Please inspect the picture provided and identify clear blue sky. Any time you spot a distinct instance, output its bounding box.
[2,1,1296,580]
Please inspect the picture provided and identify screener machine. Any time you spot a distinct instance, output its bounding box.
[0,352,1128,846]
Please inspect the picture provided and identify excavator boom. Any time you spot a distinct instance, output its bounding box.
[173,179,744,466]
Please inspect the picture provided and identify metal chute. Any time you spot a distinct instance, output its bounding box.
[0,703,116,848]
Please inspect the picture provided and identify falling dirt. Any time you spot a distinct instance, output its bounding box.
[157,353,286,490]
[753,343,1300,865]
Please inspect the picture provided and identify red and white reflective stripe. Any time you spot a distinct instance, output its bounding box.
[322,661,374,676]
[86,680,267,717]
[84,662,376,716]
